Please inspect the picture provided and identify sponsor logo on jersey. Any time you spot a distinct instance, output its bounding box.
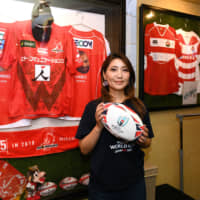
[33,64,50,81]
[51,42,64,53]
[152,39,158,44]
[74,75,87,79]
[20,40,36,48]
[165,40,170,47]
[74,74,87,83]
[73,38,93,49]
[150,38,175,48]
[20,56,64,64]
[38,48,48,54]
[179,55,197,60]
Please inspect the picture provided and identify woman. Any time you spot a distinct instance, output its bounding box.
[76,53,154,200]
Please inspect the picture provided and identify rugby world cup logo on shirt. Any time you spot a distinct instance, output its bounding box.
[73,38,93,49]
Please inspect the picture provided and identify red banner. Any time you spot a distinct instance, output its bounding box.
[0,126,79,158]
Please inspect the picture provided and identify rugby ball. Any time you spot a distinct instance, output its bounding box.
[79,173,90,186]
[38,182,57,197]
[102,103,144,141]
[59,177,78,191]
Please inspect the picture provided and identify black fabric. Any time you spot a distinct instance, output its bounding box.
[156,184,195,200]
[88,177,146,200]
[76,99,154,192]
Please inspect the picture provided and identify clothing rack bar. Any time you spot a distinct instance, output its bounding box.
[176,113,200,192]
[176,113,200,118]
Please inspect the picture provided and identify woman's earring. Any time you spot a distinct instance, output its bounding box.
[103,80,109,87]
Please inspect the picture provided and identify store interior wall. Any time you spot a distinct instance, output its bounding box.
[126,0,200,199]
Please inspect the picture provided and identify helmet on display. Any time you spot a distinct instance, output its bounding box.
[32,0,54,28]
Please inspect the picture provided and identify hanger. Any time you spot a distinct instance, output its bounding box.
[159,17,162,24]
[159,12,162,24]
[184,18,189,30]
[72,11,93,31]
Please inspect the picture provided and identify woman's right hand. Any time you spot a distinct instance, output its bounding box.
[95,102,104,129]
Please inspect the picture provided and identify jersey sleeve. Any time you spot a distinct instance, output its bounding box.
[0,22,16,69]
[65,31,83,74]
[104,37,111,56]
[144,23,151,56]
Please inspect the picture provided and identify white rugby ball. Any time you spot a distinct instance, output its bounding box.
[102,103,144,141]
[38,182,57,197]
[59,177,78,191]
[79,173,90,186]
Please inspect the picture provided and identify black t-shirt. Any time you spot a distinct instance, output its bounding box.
[76,98,154,191]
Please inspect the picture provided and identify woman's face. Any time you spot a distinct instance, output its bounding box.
[103,58,130,93]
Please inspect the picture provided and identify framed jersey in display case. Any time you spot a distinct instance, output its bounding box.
[139,4,200,110]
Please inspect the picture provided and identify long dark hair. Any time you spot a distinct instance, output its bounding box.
[101,53,146,118]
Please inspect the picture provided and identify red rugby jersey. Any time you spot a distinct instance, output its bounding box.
[2,20,81,121]
[65,26,110,118]
[144,22,179,95]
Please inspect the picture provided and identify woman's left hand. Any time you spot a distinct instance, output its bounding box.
[136,125,152,148]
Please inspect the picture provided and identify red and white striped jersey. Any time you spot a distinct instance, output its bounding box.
[175,29,200,95]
